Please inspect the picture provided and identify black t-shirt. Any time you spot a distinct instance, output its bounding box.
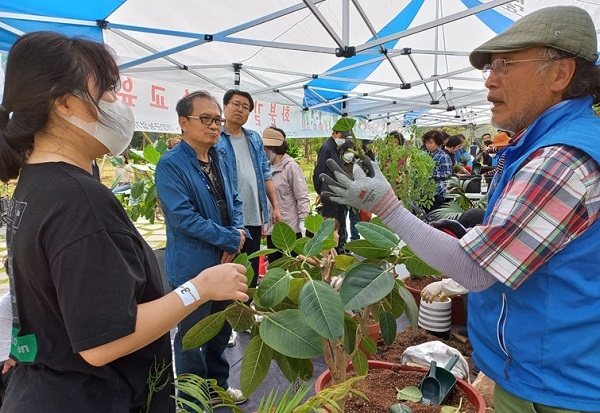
[3,162,174,413]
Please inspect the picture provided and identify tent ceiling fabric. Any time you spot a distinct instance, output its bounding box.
[1,0,600,128]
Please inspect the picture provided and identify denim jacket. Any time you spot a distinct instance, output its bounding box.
[155,140,244,286]
[216,127,272,224]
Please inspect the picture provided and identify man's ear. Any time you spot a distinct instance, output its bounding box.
[178,116,188,133]
[549,58,576,93]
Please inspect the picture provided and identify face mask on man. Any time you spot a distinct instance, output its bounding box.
[61,98,135,155]
[334,138,346,147]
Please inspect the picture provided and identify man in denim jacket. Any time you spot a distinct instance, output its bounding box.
[217,89,281,291]
[156,91,247,406]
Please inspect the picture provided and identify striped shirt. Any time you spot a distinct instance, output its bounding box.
[460,145,600,288]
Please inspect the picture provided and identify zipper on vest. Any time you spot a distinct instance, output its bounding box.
[497,292,511,379]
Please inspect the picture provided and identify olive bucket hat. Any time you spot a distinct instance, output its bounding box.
[470,6,598,70]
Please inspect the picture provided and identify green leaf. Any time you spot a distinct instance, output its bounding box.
[224,303,254,332]
[352,349,368,376]
[292,237,309,255]
[342,315,357,354]
[400,246,442,277]
[287,278,304,304]
[360,336,377,355]
[335,254,360,271]
[355,222,399,249]
[266,255,295,269]
[130,178,146,199]
[386,286,406,318]
[256,267,290,307]
[396,280,419,331]
[273,351,300,383]
[143,144,161,165]
[304,219,335,257]
[339,263,396,311]
[233,253,255,286]
[440,405,465,413]
[174,374,238,412]
[288,356,314,382]
[304,214,324,235]
[298,280,344,340]
[345,239,392,259]
[144,184,157,202]
[271,221,298,253]
[259,310,323,359]
[379,310,397,345]
[332,117,357,133]
[131,205,140,221]
[247,248,279,260]
[182,312,226,349]
[390,403,414,413]
[321,238,338,250]
[396,386,422,402]
[154,138,168,155]
[240,335,273,396]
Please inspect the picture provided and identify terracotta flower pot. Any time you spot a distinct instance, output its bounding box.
[403,276,467,327]
[315,360,486,412]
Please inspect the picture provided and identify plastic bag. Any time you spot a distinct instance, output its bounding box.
[400,340,469,379]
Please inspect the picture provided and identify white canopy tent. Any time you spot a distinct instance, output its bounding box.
[1,0,599,135]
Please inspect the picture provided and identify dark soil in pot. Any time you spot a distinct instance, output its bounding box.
[343,364,481,413]
[376,327,473,364]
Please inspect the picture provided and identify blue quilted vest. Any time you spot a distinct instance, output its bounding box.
[469,97,600,410]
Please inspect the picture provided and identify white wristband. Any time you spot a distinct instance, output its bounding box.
[174,281,200,307]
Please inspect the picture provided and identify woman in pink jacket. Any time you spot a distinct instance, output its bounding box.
[261,127,310,263]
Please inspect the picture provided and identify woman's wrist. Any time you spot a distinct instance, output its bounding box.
[173,281,201,307]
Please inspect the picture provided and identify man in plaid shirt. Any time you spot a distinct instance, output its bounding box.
[320,6,600,412]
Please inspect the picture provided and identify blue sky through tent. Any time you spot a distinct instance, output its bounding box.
[303,0,424,112]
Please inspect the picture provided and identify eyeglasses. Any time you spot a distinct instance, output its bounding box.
[482,58,555,79]
[227,101,251,112]
[186,115,226,126]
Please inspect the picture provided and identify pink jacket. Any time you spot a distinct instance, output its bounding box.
[265,154,310,234]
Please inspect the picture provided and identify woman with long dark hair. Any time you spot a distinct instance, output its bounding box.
[0,31,248,412]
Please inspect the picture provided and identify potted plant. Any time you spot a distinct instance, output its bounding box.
[181,215,441,410]
[431,176,487,221]
[314,361,486,413]
[372,134,437,212]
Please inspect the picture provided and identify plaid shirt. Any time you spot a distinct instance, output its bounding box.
[429,148,453,195]
[461,145,600,288]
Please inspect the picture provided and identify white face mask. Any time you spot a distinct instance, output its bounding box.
[342,152,355,163]
[62,98,135,155]
[488,153,497,158]
[334,138,346,147]
[267,150,277,165]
